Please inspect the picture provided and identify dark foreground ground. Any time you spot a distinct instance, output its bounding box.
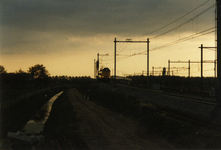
[37,88,173,149]
[2,83,221,149]
[39,83,221,149]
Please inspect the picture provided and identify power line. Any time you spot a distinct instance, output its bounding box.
[114,26,215,63]
[150,27,215,51]
[204,47,216,51]
[144,0,212,37]
[108,1,216,65]
[117,43,132,54]
[137,27,215,55]
[152,3,216,39]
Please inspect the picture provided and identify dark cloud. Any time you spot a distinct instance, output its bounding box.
[0,0,215,54]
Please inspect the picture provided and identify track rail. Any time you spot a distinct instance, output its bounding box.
[116,83,221,129]
[116,84,217,106]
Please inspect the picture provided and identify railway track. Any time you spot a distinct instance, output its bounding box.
[116,83,217,106]
[114,83,221,130]
[99,82,219,126]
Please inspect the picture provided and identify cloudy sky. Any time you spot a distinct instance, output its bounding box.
[0,0,217,77]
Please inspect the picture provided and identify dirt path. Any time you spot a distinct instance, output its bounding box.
[67,88,174,149]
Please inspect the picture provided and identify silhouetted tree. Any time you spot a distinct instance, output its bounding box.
[28,64,49,79]
[28,64,50,88]
[13,69,32,89]
[15,68,26,74]
[0,65,7,86]
[0,65,7,74]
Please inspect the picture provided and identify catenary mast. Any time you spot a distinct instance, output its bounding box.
[212,0,221,123]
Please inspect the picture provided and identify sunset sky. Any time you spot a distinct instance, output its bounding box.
[0,0,217,77]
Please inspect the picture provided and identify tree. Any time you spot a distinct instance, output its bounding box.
[28,64,50,79]
[0,65,7,74]
[15,68,26,74]
[28,64,50,87]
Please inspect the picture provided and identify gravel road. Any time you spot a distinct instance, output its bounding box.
[67,88,174,149]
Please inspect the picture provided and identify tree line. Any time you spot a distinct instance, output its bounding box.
[0,64,91,89]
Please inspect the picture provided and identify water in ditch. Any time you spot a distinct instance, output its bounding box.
[22,91,64,134]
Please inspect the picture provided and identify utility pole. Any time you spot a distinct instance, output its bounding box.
[217,0,221,106]
[114,38,117,88]
[169,59,214,77]
[212,0,221,122]
[188,60,191,91]
[201,44,203,93]
[168,60,170,76]
[198,45,217,93]
[152,67,154,76]
[97,53,99,70]
[96,53,100,79]
[95,54,99,79]
[147,38,150,87]
[215,60,217,78]
[188,60,190,78]
[94,59,96,79]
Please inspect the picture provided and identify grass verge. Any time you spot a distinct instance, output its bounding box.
[37,89,89,150]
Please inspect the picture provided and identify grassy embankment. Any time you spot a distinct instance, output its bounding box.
[76,83,221,149]
[0,87,65,138]
[38,89,89,150]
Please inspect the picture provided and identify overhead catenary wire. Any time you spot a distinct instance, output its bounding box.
[103,0,216,72]
[144,0,212,37]
[116,26,216,62]
[149,27,216,51]
[152,3,216,39]
[115,2,216,62]
[117,43,132,54]
[116,27,215,62]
